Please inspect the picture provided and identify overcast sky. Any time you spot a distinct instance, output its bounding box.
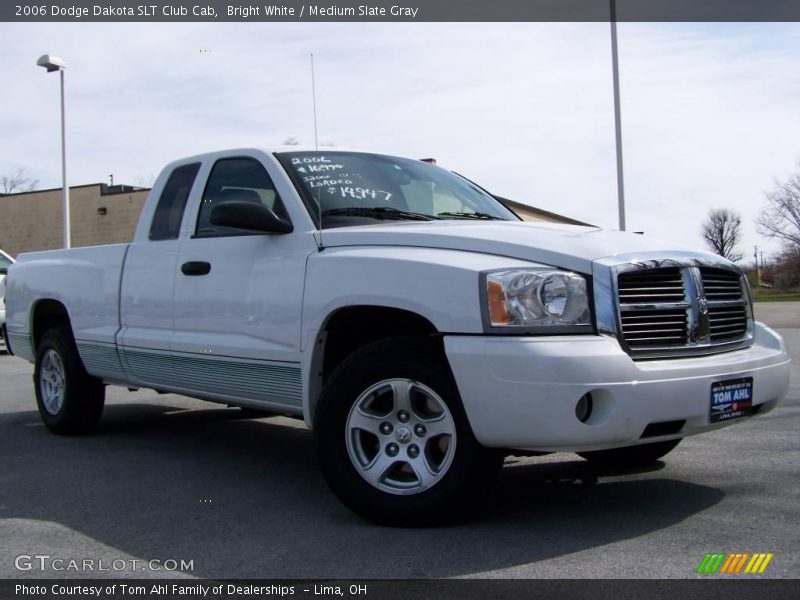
[1,22,798,260]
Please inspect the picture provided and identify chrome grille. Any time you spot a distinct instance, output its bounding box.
[707,305,748,342]
[612,262,753,359]
[701,267,745,301]
[620,308,688,347]
[618,269,688,349]
[700,267,749,343]
[618,267,685,303]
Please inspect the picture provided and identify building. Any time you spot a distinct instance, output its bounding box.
[0,184,149,257]
[496,196,592,226]
[0,184,589,258]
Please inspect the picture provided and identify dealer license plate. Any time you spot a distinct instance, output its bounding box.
[710,377,753,424]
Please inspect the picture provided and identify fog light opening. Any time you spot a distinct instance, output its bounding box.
[575,393,593,423]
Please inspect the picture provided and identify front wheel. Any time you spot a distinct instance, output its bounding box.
[314,338,502,526]
[34,327,105,435]
[578,438,682,467]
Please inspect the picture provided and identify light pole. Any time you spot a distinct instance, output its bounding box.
[36,54,70,249]
[609,0,626,231]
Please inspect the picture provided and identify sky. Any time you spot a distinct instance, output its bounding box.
[1,21,799,262]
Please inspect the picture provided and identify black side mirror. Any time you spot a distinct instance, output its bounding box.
[0,267,7,276]
[210,201,293,234]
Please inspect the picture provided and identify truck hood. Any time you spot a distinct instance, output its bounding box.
[317,221,715,273]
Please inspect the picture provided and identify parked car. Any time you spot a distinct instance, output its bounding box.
[0,248,14,350]
[4,149,791,525]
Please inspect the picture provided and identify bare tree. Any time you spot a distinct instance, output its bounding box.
[773,245,800,290]
[756,170,800,251]
[1,168,39,194]
[701,208,743,261]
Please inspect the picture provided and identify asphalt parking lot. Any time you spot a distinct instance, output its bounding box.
[0,303,797,580]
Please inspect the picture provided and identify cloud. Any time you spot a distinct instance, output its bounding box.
[1,22,798,259]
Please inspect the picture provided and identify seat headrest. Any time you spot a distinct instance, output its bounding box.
[216,188,263,204]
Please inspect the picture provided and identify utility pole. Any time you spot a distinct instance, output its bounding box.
[754,245,761,284]
[610,0,626,231]
[36,54,70,248]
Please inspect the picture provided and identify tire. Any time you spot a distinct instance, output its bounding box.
[34,327,105,435]
[578,438,682,467]
[314,337,503,526]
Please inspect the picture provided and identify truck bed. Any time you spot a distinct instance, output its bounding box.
[6,244,129,362]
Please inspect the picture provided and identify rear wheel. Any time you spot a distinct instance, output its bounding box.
[578,438,682,467]
[314,337,503,526]
[34,327,105,435]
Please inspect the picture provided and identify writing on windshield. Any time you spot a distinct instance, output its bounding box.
[277,151,517,228]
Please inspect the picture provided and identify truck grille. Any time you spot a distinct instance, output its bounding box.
[618,268,688,349]
[615,264,752,358]
[701,267,749,342]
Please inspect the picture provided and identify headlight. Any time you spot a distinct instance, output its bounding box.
[484,269,591,330]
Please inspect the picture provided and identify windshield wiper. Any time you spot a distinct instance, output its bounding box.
[322,207,437,221]
[436,211,505,220]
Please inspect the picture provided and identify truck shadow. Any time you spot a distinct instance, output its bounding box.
[0,400,725,578]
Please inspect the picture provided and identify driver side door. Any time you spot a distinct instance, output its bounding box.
[171,156,315,412]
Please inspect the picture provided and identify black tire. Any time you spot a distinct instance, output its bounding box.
[33,327,105,435]
[578,438,682,467]
[314,337,503,526]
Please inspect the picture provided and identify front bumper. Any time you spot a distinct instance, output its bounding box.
[444,322,790,452]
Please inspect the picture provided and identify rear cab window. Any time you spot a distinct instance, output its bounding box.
[149,163,201,241]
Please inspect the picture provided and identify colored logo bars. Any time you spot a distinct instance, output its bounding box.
[696,552,773,574]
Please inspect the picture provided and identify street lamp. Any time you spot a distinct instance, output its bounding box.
[609,0,626,232]
[36,53,70,248]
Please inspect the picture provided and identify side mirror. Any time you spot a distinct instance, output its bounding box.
[210,201,293,234]
[0,267,7,276]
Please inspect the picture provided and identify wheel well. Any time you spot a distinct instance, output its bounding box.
[32,299,72,351]
[321,306,440,382]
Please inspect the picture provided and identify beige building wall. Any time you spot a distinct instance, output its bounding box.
[497,196,591,227]
[511,204,572,224]
[0,185,149,257]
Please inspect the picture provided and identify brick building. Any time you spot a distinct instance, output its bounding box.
[496,196,590,226]
[0,184,149,257]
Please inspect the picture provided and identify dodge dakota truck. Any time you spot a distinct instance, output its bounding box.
[4,149,791,525]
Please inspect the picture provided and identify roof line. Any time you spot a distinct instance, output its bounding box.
[0,183,149,198]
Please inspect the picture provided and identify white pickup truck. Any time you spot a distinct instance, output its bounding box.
[4,149,791,525]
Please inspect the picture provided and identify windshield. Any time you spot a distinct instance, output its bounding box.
[276,151,519,228]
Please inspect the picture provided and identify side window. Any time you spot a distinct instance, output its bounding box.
[149,163,201,241]
[196,157,289,237]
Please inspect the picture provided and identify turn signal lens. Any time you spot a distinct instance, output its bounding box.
[487,280,509,325]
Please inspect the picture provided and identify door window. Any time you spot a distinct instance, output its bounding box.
[196,158,289,237]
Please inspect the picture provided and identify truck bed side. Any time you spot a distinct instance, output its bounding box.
[6,244,129,379]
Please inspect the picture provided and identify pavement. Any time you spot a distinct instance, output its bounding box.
[0,303,797,580]
[753,301,800,328]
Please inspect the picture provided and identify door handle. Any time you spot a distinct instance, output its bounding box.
[181,261,211,276]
